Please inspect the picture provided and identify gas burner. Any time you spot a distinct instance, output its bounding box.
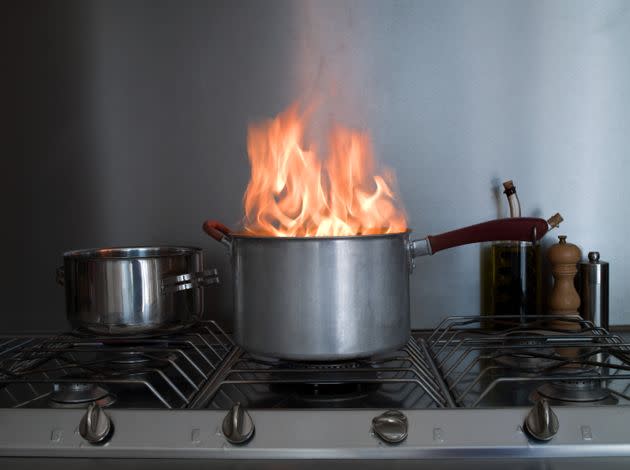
[112,352,152,365]
[49,383,116,409]
[269,359,377,383]
[269,378,377,407]
[109,351,178,371]
[69,325,192,340]
[275,381,376,407]
[279,360,367,370]
[493,330,559,371]
[532,378,618,406]
[260,359,380,407]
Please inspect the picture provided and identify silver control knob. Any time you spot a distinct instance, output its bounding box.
[524,399,559,441]
[372,410,408,444]
[222,403,255,445]
[79,402,113,444]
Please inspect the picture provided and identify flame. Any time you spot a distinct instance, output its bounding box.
[243,103,407,237]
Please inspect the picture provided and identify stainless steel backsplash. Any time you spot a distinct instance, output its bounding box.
[3,0,629,332]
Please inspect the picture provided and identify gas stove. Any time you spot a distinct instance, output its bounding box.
[2,315,630,468]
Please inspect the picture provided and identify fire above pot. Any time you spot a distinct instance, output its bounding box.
[241,102,407,238]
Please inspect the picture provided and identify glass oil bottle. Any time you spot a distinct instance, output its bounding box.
[482,180,545,329]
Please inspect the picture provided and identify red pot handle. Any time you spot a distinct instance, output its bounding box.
[202,220,233,248]
[425,217,548,255]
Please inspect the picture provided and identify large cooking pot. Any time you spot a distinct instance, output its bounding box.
[57,246,219,335]
[203,218,550,361]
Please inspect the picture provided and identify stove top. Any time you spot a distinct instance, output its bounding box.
[3,316,630,464]
[427,315,630,408]
[0,322,232,409]
[1,315,629,410]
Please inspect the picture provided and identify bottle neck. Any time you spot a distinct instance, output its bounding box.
[502,181,521,218]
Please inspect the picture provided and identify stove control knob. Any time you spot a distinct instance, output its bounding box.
[372,410,408,444]
[79,403,113,444]
[222,403,255,445]
[524,399,559,441]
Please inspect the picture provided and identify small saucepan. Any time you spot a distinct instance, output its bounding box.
[57,246,219,335]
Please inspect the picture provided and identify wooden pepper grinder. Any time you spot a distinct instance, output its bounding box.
[547,235,581,332]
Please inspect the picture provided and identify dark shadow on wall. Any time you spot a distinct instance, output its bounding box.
[1,1,99,332]
[1,0,302,332]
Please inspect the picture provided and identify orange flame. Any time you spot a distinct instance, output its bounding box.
[243,103,407,237]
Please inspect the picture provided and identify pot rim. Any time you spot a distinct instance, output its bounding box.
[229,229,412,241]
[63,246,202,259]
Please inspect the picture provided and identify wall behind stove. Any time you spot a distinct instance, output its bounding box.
[3,0,630,332]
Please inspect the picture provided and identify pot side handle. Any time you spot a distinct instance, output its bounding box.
[161,269,220,294]
[202,220,233,250]
[411,217,549,257]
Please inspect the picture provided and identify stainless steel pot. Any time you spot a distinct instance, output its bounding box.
[204,218,550,361]
[57,246,219,335]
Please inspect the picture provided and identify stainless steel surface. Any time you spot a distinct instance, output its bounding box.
[79,403,112,444]
[228,232,412,360]
[4,460,630,470]
[6,459,630,470]
[7,1,630,335]
[524,399,559,441]
[2,316,630,463]
[371,410,408,444]
[222,403,255,445]
[580,251,609,330]
[61,246,219,335]
[3,407,630,461]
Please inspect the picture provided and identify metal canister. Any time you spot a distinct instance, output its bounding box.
[579,252,609,330]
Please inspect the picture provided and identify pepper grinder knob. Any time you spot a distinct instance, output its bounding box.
[547,235,581,331]
[588,251,600,263]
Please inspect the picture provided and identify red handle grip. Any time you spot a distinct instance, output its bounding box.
[427,217,548,254]
[202,220,233,242]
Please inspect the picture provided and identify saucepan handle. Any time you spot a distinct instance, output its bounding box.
[202,220,233,251]
[410,217,549,258]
